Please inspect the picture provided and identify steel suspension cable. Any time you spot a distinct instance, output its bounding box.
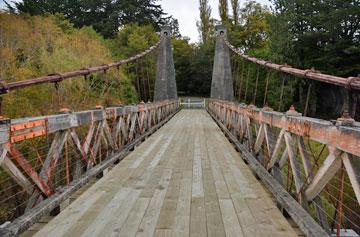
[222,37,360,90]
[0,38,163,94]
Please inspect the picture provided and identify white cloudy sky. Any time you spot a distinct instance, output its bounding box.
[0,0,271,42]
[162,0,271,42]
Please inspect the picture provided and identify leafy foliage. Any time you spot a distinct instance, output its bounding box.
[0,13,138,118]
[229,1,271,52]
[269,0,360,118]
[111,24,159,101]
[8,0,179,38]
[270,0,360,77]
[197,0,214,44]
[219,0,229,23]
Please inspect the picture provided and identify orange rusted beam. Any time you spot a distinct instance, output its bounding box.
[5,143,53,196]
[223,39,360,90]
[10,120,47,143]
[210,100,360,157]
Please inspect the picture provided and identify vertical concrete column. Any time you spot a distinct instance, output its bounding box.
[211,25,234,101]
[154,26,178,101]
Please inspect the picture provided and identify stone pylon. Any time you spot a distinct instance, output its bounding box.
[154,26,177,101]
[211,25,234,101]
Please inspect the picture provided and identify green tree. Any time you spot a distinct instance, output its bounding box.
[7,0,178,38]
[229,1,271,52]
[219,0,229,23]
[197,0,213,44]
[172,37,194,95]
[269,0,360,119]
[0,13,138,118]
[231,0,240,25]
[111,24,159,101]
[270,0,360,77]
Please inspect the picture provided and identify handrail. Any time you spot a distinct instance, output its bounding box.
[223,38,360,90]
[0,38,163,94]
[0,100,179,236]
[207,99,360,235]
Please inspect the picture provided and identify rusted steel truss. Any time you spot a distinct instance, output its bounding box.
[223,38,360,90]
[0,100,179,210]
[208,99,360,232]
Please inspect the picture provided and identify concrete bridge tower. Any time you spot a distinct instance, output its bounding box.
[211,25,234,101]
[154,26,178,101]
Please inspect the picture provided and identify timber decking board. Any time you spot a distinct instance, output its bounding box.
[33,110,299,237]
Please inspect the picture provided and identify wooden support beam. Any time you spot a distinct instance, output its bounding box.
[284,132,303,194]
[69,129,89,165]
[83,123,96,155]
[342,153,360,204]
[263,124,274,158]
[297,137,330,232]
[267,129,285,170]
[254,123,265,154]
[305,148,342,201]
[0,148,33,194]
[5,144,53,197]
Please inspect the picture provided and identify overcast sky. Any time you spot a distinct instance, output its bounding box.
[162,0,271,42]
[0,0,271,42]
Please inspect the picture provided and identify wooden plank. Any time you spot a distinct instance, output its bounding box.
[130,134,164,168]
[192,136,204,198]
[190,197,207,237]
[155,170,181,230]
[148,135,174,169]
[202,169,226,237]
[79,188,138,237]
[206,143,230,199]
[33,190,105,237]
[136,169,172,237]
[15,110,304,237]
[173,171,192,237]
[115,198,150,237]
[219,199,244,237]
[208,109,329,237]
[231,194,259,237]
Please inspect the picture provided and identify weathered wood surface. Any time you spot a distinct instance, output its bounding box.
[33,110,298,237]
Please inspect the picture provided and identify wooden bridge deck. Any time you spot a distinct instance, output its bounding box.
[33,110,299,237]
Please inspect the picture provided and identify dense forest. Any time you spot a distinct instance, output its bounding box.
[0,0,359,119]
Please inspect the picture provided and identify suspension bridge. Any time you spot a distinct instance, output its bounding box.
[0,25,359,237]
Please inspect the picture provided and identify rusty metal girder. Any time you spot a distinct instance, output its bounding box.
[0,100,179,209]
[10,120,47,143]
[210,100,360,157]
[223,38,360,90]
[208,99,360,233]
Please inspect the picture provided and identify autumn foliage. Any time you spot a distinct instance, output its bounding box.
[0,13,138,118]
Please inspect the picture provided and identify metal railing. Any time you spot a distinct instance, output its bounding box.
[179,98,206,109]
[207,99,360,237]
[0,100,179,236]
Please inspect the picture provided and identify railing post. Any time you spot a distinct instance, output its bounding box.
[211,25,234,101]
[154,26,178,101]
